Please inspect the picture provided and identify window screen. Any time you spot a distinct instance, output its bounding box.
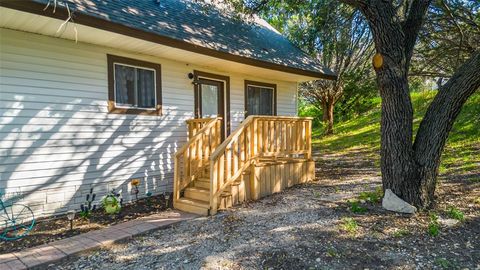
[246,85,274,116]
[114,64,156,109]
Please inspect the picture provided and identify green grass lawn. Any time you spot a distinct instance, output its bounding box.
[313,91,480,176]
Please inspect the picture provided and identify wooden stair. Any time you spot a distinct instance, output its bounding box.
[174,116,314,216]
[175,164,212,215]
[174,163,241,216]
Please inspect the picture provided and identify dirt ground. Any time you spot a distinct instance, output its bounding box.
[52,146,480,269]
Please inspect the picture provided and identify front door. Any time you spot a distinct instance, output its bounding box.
[195,78,226,138]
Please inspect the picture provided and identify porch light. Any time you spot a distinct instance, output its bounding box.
[66,210,75,231]
[188,72,200,85]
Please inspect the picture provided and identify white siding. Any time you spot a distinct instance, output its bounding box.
[0,28,297,217]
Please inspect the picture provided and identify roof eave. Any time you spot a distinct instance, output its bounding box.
[1,0,337,81]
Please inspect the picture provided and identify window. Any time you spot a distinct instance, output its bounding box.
[244,80,277,117]
[107,54,162,115]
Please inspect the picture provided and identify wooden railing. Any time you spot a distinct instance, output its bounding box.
[186,118,214,139]
[174,118,222,202]
[209,116,312,214]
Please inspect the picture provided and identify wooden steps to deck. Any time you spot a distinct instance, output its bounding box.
[174,116,314,216]
[174,197,210,216]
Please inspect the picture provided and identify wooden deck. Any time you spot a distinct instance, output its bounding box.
[173,116,315,215]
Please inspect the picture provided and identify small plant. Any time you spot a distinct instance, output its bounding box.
[428,213,440,237]
[349,200,367,214]
[131,179,140,201]
[435,258,454,269]
[447,206,465,222]
[358,187,383,203]
[79,188,96,220]
[340,217,358,234]
[102,189,122,215]
[393,228,410,238]
[326,247,338,257]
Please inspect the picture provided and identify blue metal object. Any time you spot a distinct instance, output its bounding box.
[0,192,35,241]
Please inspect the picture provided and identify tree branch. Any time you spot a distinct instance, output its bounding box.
[403,0,432,66]
[413,51,480,167]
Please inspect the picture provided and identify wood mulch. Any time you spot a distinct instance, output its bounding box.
[0,194,173,254]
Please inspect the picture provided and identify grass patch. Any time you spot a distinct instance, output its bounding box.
[349,200,367,214]
[447,206,465,222]
[313,91,480,175]
[358,187,383,203]
[326,247,339,257]
[428,213,440,237]
[340,217,358,234]
[392,228,410,238]
[435,258,455,269]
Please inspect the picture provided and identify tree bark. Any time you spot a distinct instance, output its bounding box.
[339,0,478,209]
[325,101,335,135]
[321,98,335,135]
[412,51,480,207]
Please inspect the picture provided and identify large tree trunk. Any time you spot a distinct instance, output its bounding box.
[365,4,423,206]
[321,98,335,135]
[340,0,480,210]
[321,100,335,135]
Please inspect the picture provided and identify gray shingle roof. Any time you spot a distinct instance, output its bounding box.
[30,0,335,78]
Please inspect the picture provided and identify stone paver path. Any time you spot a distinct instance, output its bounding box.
[0,210,197,270]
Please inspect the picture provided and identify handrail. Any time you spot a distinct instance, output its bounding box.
[174,117,222,202]
[186,118,214,139]
[209,115,312,214]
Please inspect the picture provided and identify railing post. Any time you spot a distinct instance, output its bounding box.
[173,154,180,202]
[251,117,257,158]
[210,159,218,215]
[306,119,312,159]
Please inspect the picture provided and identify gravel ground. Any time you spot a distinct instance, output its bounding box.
[52,148,480,270]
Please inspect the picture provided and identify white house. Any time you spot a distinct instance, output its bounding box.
[0,0,335,217]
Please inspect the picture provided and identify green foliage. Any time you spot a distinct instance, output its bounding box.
[326,247,339,257]
[358,187,383,203]
[393,228,410,238]
[79,188,96,220]
[435,258,455,269]
[408,77,427,92]
[340,217,358,234]
[335,71,378,122]
[78,210,91,220]
[428,213,440,237]
[447,206,465,222]
[349,200,367,214]
[298,100,323,129]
